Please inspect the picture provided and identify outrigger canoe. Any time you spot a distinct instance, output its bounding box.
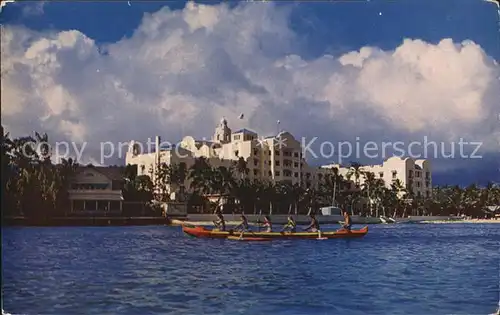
[226,236,272,241]
[182,224,368,240]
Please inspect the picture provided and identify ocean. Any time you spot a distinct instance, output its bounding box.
[2,224,499,314]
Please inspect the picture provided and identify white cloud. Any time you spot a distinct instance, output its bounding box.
[0,0,15,12]
[1,1,499,169]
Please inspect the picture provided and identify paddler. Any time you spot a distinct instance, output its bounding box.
[262,216,272,232]
[282,215,297,232]
[304,213,320,231]
[342,210,352,231]
[304,213,323,238]
[213,211,226,231]
[234,212,249,232]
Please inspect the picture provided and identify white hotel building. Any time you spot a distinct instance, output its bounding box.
[321,157,432,198]
[125,118,432,199]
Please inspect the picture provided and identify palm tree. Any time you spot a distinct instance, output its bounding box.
[34,132,50,165]
[389,179,406,217]
[346,162,364,189]
[154,162,170,201]
[233,157,249,181]
[322,167,344,207]
[361,172,380,216]
[209,166,235,213]
[188,157,211,194]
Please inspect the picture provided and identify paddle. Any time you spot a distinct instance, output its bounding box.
[300,226,326,240]
[316,230,327,240]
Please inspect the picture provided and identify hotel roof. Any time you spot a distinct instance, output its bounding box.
[233,128,257,134]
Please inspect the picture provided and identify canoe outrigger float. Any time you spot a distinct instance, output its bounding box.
[182,224,369,240]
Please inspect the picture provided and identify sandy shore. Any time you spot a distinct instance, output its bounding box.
[419,219,500,224]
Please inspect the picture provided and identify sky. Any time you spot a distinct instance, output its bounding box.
[1,0,499,185]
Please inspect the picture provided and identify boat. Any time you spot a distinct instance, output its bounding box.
[226,236,272,241]
[182,224,369,239]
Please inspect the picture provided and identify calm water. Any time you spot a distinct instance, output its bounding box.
[2,224,499,315]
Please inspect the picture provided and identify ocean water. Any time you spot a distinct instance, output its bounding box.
[2,224,499,315]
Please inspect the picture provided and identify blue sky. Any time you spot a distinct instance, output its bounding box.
[2,0,499,58]
[1,0,499,185]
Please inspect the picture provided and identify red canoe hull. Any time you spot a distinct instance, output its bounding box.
[182,225,368,239]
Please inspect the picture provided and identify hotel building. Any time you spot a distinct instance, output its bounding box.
[125,118,432,199]
[320,156,432,198]
[125,117,319,195]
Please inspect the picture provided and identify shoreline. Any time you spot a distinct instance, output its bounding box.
[171,219,500,226]
[3,216,499,227]
[419,219,500,224]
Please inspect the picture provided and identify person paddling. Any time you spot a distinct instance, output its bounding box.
[282,215,297,232]
[234,212,250,239]
[235,212,249,232]
[213,212,226,231]
[304,213,322,238]
[342,210,352,231]
[262,215,272,232]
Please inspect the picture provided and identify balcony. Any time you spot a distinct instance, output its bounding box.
[68,189,123,201]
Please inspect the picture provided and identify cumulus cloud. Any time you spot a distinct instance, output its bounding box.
[1,1,499,170]
[0,0,15,12]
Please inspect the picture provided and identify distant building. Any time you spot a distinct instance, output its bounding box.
[68,166,124,214]
[320,156,432,198]
[125,119,432,199]
[125,117,319,195]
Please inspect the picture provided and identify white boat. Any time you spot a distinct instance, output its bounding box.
[379,216,396,224]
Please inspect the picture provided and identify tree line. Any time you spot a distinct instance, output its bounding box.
[2,129,499,220]
[0,129,156,220]
[147,156,500,218]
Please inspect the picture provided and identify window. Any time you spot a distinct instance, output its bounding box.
[275,150,280,156]
[294,172,298,178]
[276,161,280,166]
[254,159,258,166]
[426,172,430,179]
[253,169,258,176]
[234,135,241,140]
[294,152,299,158]
[294,162,299,167]
[253,149,258,155]
[426,190,430,198]
[275,171,280,176]
[379,172,384,178]
[234,150,239,157]
[392,170,397,179]
[416,172,420,178]
[416,182,421,188]
[268,171,272,176]
[409,170,413,178]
